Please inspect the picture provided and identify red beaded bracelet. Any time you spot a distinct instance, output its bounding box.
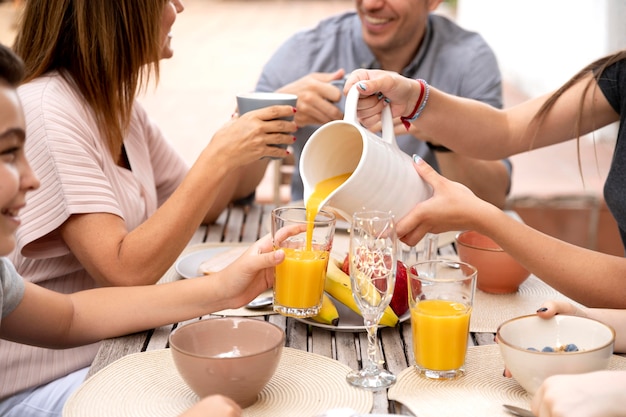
[400,79,430,130]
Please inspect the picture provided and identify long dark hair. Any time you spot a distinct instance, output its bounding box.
[533,50,626,181]
[535,50,626,124]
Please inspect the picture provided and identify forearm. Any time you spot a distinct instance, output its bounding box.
[413,75,618,158]
[7,273,231,348]
[63,152,233,286]
[122,156,233,274]
[476,212,626,308]
[434,152,509,208]
[67,277,231,344]
[412,89,524,159]
[2,237,279,348]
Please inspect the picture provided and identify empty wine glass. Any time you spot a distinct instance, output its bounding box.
[346,211,397,390]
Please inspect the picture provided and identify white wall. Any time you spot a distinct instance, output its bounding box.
[457,0,626,97]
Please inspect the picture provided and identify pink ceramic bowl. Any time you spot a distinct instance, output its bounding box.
[169,317,284,408]
[456,230,530,294]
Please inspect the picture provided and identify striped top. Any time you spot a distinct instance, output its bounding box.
[1,73,188,399]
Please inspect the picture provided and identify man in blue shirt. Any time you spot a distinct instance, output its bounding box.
[255,0,511,207]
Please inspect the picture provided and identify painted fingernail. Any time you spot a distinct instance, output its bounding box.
[376,92,384,100]
[536,307,548,313]
[357,82,367,91]
[292,136,297,142]
[292,107,297,113]
[412,154,423,163]
[384,97,391,104]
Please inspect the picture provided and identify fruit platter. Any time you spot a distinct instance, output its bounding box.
[296,255,410,331]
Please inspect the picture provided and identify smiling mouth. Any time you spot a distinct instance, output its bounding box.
[364,15,391,25]
[1,208,19,217]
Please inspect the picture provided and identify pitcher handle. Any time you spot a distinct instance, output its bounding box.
[345,83,396,146]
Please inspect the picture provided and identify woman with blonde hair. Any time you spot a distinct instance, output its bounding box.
[1,0,296,414]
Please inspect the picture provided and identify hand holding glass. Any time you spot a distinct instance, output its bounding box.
[346,211,397,390]
[271,207,335,318]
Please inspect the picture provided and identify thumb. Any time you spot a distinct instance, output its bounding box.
[412,154,440,186]
[248,235,285,267]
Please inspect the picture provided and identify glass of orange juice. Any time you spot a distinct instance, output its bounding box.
[271,207,335,318]
[408,259,477,379]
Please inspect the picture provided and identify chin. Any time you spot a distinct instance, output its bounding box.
[160,50,174,60]
[0,238,16,257]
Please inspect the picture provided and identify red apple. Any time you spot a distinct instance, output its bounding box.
[390,261,409,316]
[341,253,350,275]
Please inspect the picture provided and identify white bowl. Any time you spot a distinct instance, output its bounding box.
[496,314,615,395]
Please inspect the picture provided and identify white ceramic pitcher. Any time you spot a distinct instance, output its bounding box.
[300,84,432,220]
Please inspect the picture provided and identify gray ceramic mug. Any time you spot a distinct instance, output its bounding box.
[236,92,298,157]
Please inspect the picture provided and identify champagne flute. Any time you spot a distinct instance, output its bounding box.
[346,211,397,390]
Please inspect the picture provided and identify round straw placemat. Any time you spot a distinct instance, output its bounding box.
[165,243,275,317]
[64,347,372,417]
[388,344,626,417]
[471,275,585,333]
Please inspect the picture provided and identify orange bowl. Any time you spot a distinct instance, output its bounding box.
[455,230,530,294]
[169,317,284,408]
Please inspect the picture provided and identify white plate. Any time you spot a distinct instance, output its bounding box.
[175,246,242,279]
[295,294,410,332]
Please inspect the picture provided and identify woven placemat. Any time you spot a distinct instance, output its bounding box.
[64,347,372,417]
[388,344,626,417]
[471,275,584,333]
[166,243,274,317]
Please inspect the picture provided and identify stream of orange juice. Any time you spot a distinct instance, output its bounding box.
[304,173,351,250]
[411,299,472,371]
[274,173,351,312]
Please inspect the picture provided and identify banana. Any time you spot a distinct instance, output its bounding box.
[325,257,399,327]
[310,292,340,326]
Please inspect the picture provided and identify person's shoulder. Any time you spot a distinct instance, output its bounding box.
[19,72,70,95]
[429,14,490,47]
[18,72,80,112]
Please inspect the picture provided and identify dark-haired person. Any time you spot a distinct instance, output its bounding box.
[255,0,512,208]
[342,50,626,310]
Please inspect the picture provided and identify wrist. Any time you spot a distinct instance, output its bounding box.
[400,79,430,130]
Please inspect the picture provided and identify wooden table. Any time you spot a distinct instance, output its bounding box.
[87,203,496,415]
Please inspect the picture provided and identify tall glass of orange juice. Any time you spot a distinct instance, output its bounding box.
[408,259,477,379]
[271,207,335,318]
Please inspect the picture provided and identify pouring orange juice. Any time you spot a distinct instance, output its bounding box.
[407,260,477,379]
[304,173,351,249]
[271,173,348,318]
